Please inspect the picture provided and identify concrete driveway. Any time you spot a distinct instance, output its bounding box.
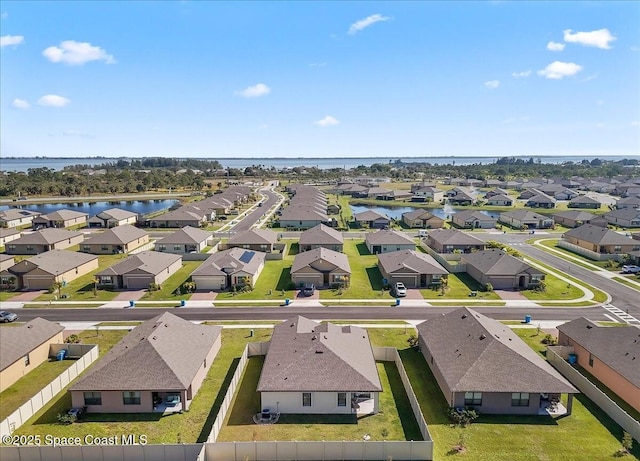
[113,290,147,301]
[6,290,46,301]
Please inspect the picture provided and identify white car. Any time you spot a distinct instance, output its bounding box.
[621,265,640,274]
[394,282,407,297]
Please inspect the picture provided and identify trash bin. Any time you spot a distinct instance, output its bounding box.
[395,298,401,306]
[180,300,186,307]
[129,300,136,307]
[57,349,67,361]
[524,314,531,323]
[284,298,290,306]
[568,354,577,364]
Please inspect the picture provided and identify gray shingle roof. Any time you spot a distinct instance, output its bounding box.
[291,247,351,274]
[34,209,88,221]
[417,308,577,393]
[95,208,138,220]
[0,208,40,222]
[257,316,382,392]
[553,210,597,222]
[377,249,447,275]
[605,208,640,220]
[228,228,277,245]
[427,228,485,246]
[402,209,441,221]
[149,208,206,222]
[10,228,83,245]
[84,224,148,245]
[486,194,512,203]
[0,318,64,371]
[96,251,181,277]
[564,224,635,246]
[452,210,497,223]
[70,312,222,391]
[11,249,97,275]
[569,195,599,205]
[558,318,640,387]
[353,210,389,222]
[299,224,344,246]
[527,193,556,204]
[501,210,550,221]
[0,228,20,238]
[365,229,414,246]
[462,249,540,276]
[155,226,213,244]
[191,248,265,277]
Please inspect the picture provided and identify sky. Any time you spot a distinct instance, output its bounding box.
[1,1,639,159]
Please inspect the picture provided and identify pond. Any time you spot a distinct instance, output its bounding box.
[350,205,500,220]
[0,199,178,217]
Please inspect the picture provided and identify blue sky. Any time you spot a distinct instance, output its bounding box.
[1,1,638,158]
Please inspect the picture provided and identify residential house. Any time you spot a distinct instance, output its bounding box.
[416,307,577,415]
[445,187,475,206]
[412,186,444,203]
[80,225,150,255]
[603,208,640,228]
[299,224,344,252]
[484,187,509,198]
[6,249,98,290]
[402,209,445,229]
[279,208,329,229]
[87,208,139,228]
[568,195,601,209]
[148,208,207,228]
[0,254,15,272]
[353,210,390,229]
[552,210,598,228]
[365,229,415,254]
[451,210,497,229]
[0,227,21,246]
[562,224,639,255]
[228,228,278,253]
[462,249,544,289]
[154,226,213,254]
[0,318,64,392]
[70,312,222,413]
[354,186,391,198]
[0,208,41,228]
[518,188,543,200]
[558,318,640,413]
[499,210,554,229]
[95,251,182,289]
[257,316,382,415]
[32,209,88,229]
[425,228,486,254]
[377,249,448,288]
[615,196,640,210]
[290,247,351,288]
[486,194,513,207]
[190,248,266,290]
[526,193,556,209]
[5,228,85,255]
[377,189,413,201]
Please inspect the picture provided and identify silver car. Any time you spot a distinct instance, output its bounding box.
[0,311,18,322]
[394,282,407,297]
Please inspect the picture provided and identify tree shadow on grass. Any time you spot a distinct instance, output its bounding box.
[197,357,240,442]
[288,243,299,256]
[382,361,423,441]
[275,267,292,291]
[366,266,383,291]
[356,242,371,255]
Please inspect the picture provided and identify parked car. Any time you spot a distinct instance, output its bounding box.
[303,283,315,296]
[621,265,640,274]
[0,311,18,322]
[394,282,407,297]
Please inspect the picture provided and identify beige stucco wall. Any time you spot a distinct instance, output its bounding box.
[452,391,542,415]
[262,391,376,415]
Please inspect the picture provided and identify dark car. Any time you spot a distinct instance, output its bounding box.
[303,283,315,296]
[0,311,18,322]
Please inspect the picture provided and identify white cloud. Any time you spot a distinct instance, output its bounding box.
[537,61,583,79]
[37,94,70,107]
[563,28,616,49]
[314,115,339,127]
[42,40,115,65]
[11,98,30,109]
[348,14,390,35]
[1,35,24,48]
[547,41,565,51]
[512,70,531,78]
[237,83,271,98]
[484,80,500,89]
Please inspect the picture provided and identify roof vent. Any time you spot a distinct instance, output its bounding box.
[480,334,486,340]
[27,324,33,329]
[312,336,316,340]
[461,314,467,319]
[152,336,157,340]
[586,325,593,329]
[315,350,323,354]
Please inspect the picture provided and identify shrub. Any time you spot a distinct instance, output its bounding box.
[57,413,76,425]
[65,334,81,344]
[448,407,479,427]
[148,282,161,292]
[535,280,547,292]
[541,333,557,346]
[484,283,493,292]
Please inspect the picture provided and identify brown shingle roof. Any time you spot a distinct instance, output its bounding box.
[377,249,447,275]
[299,224,344,246]
[291,247,351,274]
[84,224,148,245]
[10,228,83,245]
[228,228,278,245]
[96,251,181,276]
[427,228,485,246]
[564,224,636,246]
[11,249,98,275]
[462,249,540,276]
[191,248,265,277]
[0,318,64,371]
[365,229,415,246]
[155,226,212,244]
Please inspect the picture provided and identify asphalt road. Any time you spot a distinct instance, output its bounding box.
[224,188,280,233]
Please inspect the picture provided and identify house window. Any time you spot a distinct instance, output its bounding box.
[337,393,347,407]
[26,245,34,251]
[614,246,621,252]
[23,354,30,366]
[123,391,141,405]
[84,392,102,405]
[588,353,594,367]
[82,245,90,251]
[464,392,482,406]
[302,392,312,407]
[511,392,530,407]
[158,244,166,251]
[174,244,182,251]
[7,245,15,251]
[101,245,109,251]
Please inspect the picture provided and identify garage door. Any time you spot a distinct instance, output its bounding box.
[125,276,154,289]
[390,275,418,288]
[193,277,225,291]
[25,276,53,290]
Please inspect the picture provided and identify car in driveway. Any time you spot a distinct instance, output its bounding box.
[394,282,407,297]
[303,283,315,296]
[0,311,18,322]
[621,265,640,274]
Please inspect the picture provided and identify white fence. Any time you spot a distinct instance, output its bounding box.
[547,346,640,442]
[0,443,204,461]
[557,240,624,262]
[419,241,466,273]
[0,345,99,439]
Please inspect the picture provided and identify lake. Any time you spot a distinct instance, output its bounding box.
[350,205,500,220]
[0,199,178,217]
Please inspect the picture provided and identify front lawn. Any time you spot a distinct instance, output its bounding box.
[213,258,297,301]
[142,261,203,301]
[420,273,501,300]
[522,273,584,301]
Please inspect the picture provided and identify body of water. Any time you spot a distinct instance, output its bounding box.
[1,155,635,172]
[350,204,500,220]
[0,200,178,217]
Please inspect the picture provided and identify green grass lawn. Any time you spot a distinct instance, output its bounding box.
[0,291,17,301]
[213,259,297,301]
[529,259,609,303]
[612,276,640,291]
[536,239,610,271]
[420,273,501,300]
[522,273,584,301]
[142,261,203,301]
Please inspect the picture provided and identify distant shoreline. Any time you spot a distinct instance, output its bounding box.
[3,155,639,160]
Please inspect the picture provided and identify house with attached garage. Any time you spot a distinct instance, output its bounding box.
[154,226,213,254]
[299,224,344,252]
[377,249,448,288]
[552,210,598,228]
[352,210,391,229]
[190,248,266,291]
[80,224,150,255]
[485,194,513,207]
[402,209,445,229]
[5,228,85,255]
[499,210,554,229]
[290,247,351,288]
[0,227,21,247]
[451,210,497,229]
[411,186,444,203]
[461,249,544,290]
[602,208,640,228]
[69,312,222,413]
[227,228,278,253]
[95,251,182,289]
[417,307,577,415]
[526,193,556,209]
[365,229,415,254]
[32,209,88,229]
[615,196,640,210]
[561,224,639,256]
[257,316,382,415]
[148,208,208,228]
[425,228,486,254]
[567,195,601,210]
[87,208,139,228]
[0,208,41,229]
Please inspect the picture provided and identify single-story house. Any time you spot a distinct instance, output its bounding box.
[6,249,99,290]
[377,190,413,201]
[32,209,88,229]
[417,307,577,415]
[557,318,640,413]
[95,251,182,289]
[446,190,475,206]
[552,210,598,228]
[228,228,278,253]
[0,254,15,272]
[80,224,150,255]
[291,247,351,288]
[70,312,222,413]
[87,208,139,228]
[499,210,554,229]
[461,249,544,289]
[155,226,213,254]
[567,195,601,209]
[526,193,556,209]
[278,208,329,229]
[365,229,415,254]
[353,210,391,229]
[562,224,639,255]
[257,316,382,415]
[486,194,513,207]
[0,208,41,229]
[148,208,207,228]
[299,224,344,252]
[0,227,21,246]
[377,249,448,288]
[518,188,543,200]
[425,228,486,254]
[602,209,640,228]
[451,210,497,229]
[0,318,65,393]
[484,187,509,198]
[190,248,266,290]
[402,209,445,229]
[5,228,85,255]
[615,196,640,210]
